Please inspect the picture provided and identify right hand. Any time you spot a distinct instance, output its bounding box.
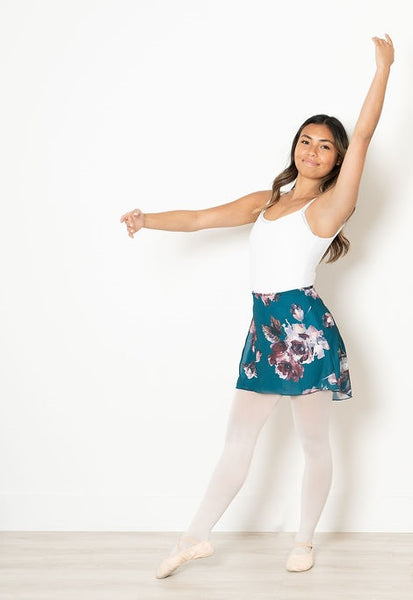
[372,33,394,70]
[120,209,145,239]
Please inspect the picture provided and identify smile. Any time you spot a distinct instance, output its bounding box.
[303,160,319,167]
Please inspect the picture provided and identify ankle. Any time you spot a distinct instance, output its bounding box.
[182,532,210,544]
[177,534,209,551]
[294,537,313,547]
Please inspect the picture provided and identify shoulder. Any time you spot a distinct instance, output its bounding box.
[247,189,272,213]
[246,189,272,205]
[305,189,349,238]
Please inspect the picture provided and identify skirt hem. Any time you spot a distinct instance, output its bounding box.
[235,383,352,401]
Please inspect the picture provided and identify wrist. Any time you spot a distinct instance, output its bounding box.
[376,64,391,76]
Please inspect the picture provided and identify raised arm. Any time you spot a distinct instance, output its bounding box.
[120,190,270,238]
[318,34,394,229]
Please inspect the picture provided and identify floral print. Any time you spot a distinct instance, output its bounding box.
[249,319,257,353]
[300,286,319,299]
[290,303,304,321]
[236,286,352,400]
[323,312,335,328]
[254,292,280,306]
[243,362,258,379]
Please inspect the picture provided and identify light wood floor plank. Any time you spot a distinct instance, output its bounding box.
[1,532,413,599]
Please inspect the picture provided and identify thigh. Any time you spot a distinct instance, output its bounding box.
[225,389,282,442]
[290,390,332,441]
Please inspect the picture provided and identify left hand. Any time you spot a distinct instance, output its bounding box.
[372,33,394,70]
[120,208,145,238]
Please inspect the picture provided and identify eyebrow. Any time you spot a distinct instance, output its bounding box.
[301,133,335,144]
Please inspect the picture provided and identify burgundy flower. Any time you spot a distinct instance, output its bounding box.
[256,350,262,363]
[290,339,310,363]
[268,340,288,366]
[275,359,304,382]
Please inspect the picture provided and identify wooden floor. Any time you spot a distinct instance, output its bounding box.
[0,532,413,599]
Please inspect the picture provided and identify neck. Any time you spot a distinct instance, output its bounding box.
[290,176,321,201]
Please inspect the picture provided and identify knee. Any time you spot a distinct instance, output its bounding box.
[300,435,331,459]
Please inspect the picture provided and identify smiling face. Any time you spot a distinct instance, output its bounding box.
[294,123,340,180]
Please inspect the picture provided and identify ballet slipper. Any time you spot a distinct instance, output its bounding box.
[155,536,214,579]
[285,541,314,572]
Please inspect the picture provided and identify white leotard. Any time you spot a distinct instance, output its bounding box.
[249,197,344,293]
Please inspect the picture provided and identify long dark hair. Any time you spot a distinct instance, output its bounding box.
[257,114,352,263]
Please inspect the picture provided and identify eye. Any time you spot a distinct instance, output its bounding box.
[301,139,309,144]
[320,145,331,150]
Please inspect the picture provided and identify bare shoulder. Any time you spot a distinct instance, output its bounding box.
[195,190,272,230]
[305,188,351,238]
[249,189,273,203]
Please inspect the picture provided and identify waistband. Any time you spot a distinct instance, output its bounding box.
[252,285,320,301]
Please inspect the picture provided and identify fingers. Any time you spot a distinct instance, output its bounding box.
[372,33,393,45]
[120,209,141,222]
[120,208,142,238]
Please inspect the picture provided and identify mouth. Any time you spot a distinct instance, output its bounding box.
[303,159,319,167]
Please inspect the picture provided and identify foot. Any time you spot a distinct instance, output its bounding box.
[285,542,314,572]
[155,536,214,579]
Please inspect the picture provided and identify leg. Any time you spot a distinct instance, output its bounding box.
[286,390,333,571]
[156,388,282,578]
[185,388,282,541]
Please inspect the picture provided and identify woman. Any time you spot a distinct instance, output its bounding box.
[121,34,394,576]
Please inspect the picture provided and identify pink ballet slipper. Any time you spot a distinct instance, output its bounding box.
[285,542,314,572]
[155,536,214,579]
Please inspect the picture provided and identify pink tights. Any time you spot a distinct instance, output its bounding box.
[184,388,333,544]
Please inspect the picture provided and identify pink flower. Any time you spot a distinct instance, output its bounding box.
[290,303,304,321]
[249,319,257,352]
[306,325,330,359]
[282,322,329,364]
[300,286,319,299]
[254,293,280,306]
[242,362,257,379]
[322,312,335,328]
[302,387,320,395]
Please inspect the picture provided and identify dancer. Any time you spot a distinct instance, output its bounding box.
[121,34,394,576]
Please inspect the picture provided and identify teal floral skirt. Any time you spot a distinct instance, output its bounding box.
[236,286,351,400]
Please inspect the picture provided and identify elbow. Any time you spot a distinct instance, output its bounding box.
[184,210,202,233]
[188,211,203,232]
[352,129,374,144]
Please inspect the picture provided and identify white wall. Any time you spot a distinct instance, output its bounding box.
[1,0,412,532]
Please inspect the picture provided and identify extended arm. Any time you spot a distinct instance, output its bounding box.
[120,191,270,238]
[319,34,394,229]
